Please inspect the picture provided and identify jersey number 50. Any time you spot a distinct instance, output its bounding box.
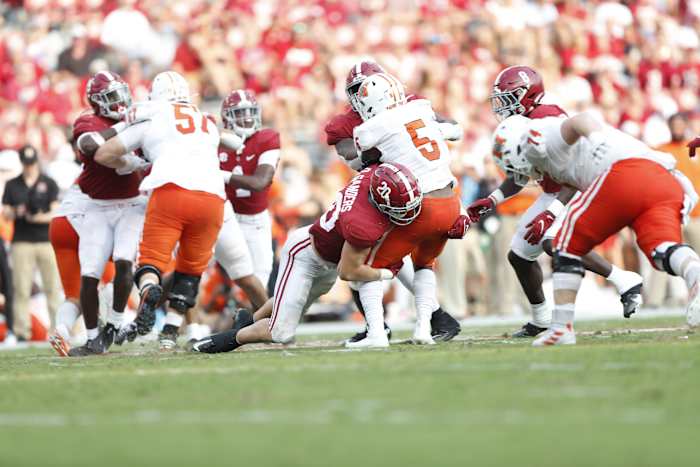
[404,119,440,161]
[173,103,210,135]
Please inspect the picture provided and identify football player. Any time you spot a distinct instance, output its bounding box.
[466,65,643,337]
[95,71,226,351]
[66,71,149,357]
[190,163,420,353]
[351,73,467,347]
[493,113,700,346]
[325,60,461,343]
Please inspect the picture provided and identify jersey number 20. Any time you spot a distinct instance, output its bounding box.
[173,103,210,135]
[404,119,439,161]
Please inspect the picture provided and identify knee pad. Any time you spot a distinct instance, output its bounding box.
[134,264,161,287]
[168,272,201,313]
[652,242,691,275]
[552,251,585,276]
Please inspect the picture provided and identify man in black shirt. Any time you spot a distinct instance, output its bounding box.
[2,146,61,341]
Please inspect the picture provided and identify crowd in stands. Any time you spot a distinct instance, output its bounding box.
[1,0,700,336]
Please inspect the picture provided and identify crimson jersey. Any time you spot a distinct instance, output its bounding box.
[526,104,568,194]
[73,112,141,200]
[310,167,391,264]
[219,128,279,215]
[324,94,423,145]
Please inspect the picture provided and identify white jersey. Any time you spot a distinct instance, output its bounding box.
[118,101,225,199]
[353,99,456,193]
[529,117,676,191]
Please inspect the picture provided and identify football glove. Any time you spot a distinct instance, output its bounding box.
[524,210,555,245]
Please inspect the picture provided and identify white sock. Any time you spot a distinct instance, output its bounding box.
[530,301,551,328]
[107,308,124,327]
[668,246,700,289]
[397,260,415,293]
[358,281,385,338]
[164,311,184,328]
[413,269,437,332]
[551,303,575,328]
[606,265,640,293]
[56,301,80,336]
[185,323,198,341]
[86,327,99,340]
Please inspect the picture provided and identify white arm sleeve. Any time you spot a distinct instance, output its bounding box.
[258,149,280,168]
[116,121,150,154]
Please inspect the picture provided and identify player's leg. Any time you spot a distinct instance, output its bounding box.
[534,165,636,347]
[238,211,274,289]
[214,213,268,309]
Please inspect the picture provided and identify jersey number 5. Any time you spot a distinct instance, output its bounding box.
[173,103,210,135]
[404,119,439,161]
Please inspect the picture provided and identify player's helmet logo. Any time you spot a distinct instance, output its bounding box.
[369,162,422,226]
[356,73,407,122]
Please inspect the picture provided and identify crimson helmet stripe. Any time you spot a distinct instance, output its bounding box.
[98,70,115,81]
[382,162,416,202]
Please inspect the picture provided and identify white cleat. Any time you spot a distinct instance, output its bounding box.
[345,333,389,349]
[686,282,700,327]
[532,323,576,347]
[411,331,435,345]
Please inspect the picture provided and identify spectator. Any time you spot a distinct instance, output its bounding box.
[1,145,60,340]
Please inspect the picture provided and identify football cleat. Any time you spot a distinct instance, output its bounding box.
[511,322,548,338]
[686,282,700,327]
[68,333,108,357]
[532,323,576,347]
[49,333,70,357]
[620,283,643,318]
[191,309,253,354]
[135,283,163,336]
[346,323,391,344]
[159,324,179,351]
[114,321,137,346]
[345,333,390,349]
[430,308,461,342]
[100,323,119,350]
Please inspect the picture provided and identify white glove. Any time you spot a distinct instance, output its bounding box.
[220,130,245,151]
[220,170,232,184]
[116,154,150,175]
[438,122,463,141]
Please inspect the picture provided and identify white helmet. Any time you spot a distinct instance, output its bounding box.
[492,115,539,186]
[355,73,407,121]
[149,71,191,103]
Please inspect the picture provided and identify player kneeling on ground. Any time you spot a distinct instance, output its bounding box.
[493,113,700,346]
[191,162,422,353]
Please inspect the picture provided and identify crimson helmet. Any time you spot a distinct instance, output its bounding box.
[86,70,132,120]
[490,65,544,121]
[346,60,385,112]
[369,162,422,226]
[221,89,261,139]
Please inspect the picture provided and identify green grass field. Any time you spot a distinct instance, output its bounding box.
[1,317,698,467]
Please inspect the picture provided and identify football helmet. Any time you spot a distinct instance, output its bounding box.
[369,162,422,226]
[491,115,539,186]
[221,89,261,139]
[490,65,544,121]
[345,60,385,112]
[356,73,406,122]
[86,70,132,120]
[149,71,190,103]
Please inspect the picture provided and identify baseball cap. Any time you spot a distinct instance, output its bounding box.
[18,145,39,165]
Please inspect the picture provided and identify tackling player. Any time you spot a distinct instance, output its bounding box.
[493,113,700,346]
[95,71,226,350]
[190,163,421,353]
[467,65,643,337]
[325,60,461,343]
[66,71,149,357]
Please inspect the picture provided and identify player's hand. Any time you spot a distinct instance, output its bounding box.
[524,210,556,245]
[688,137,700,158]
[466,198,495,222]
[447,215,471,239]
[521,128,547,159]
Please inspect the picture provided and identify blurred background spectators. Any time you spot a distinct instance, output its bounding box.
[1,0,700,335]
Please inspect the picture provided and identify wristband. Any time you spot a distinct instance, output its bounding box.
[379,269,394,281]
[112,121,127,133]
[488,189,505,206]
[547,199,565,217]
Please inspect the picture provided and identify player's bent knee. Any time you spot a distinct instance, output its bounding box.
[541,239,554,257]
[552,251,585,276]
[652,242,693,275]
[134,264,162,287]
[168,272,201,313]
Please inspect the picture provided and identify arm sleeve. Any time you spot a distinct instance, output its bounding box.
[116,121,150,153]
[258,149,280,167]
[324,113,355,145]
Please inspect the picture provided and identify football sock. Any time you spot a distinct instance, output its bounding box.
[530,301,551,328]
[358,281,385,338]
[606,265,640,293]
[56,301,80,338]
[551,303,575,328]
[107,308,124,327]
[414,269,438,331]
[165,311,184,328]
[397,261,415,293]
[86,327,99,340]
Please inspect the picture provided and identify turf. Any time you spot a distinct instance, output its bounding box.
[0,317,698,467]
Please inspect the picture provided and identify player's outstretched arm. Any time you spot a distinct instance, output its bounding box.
[337,242,393,282]
[467,176,523,222]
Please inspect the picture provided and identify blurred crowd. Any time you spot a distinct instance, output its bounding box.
[2,0,700,335]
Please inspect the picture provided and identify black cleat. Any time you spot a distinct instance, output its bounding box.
[621,283,643,318]
[67,334,107,357]
[114,322,137,345]
[159,324,179,350]
[347,323,392,344]
[511,322,548,338]
[135,283,163,336]
[430,308,461,342]
[100,323,118,350]
[191,309,253,354]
